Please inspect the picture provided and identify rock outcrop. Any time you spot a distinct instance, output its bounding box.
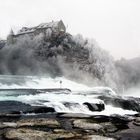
[0,112,140,140]
[83,102,105,112]
[98,95,140,112]
[0,101,55,115]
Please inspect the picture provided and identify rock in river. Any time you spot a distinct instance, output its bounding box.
[5,128,77,140]
[83,102,105,111]
[73,119,103,131]
[17,118,60,128]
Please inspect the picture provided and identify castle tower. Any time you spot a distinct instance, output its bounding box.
[7,29,15,44]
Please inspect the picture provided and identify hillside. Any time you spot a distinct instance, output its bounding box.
[0,30,118,89]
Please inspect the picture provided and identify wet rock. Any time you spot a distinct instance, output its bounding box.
[101,122,118,133]
[134,113,140,117]
[90,115,110,123]
[0,113,21,117]
[1,112,140,140]
[98,95,140,112]
[5,128,77,140]
[83,102,105,111]
[59,113,90,118]
[133,121,140,126]
[17,118,60,128]
[0,101,56,115]
[110,115,131,124]
[0,122,17,128]
[73,119,103,131]
[0,113,21,122]
[53,129,69,133]
[109,115,130,130]
[85,135,116,140]
[63,102,79,108]
[133,117,140,126]
[5,129,47,140]
[135,117,140,122]
[27,106,55,114]
[53,129,82,137]
[0,101,32,114]
[114,121,140,140]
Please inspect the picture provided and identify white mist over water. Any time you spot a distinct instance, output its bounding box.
[123,87,140,98]
[0,75,91,91]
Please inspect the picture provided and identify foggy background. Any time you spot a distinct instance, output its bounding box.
[0,0,140,59]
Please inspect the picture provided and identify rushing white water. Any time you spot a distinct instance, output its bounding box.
[0,91,137,116]
[0,75,91,91]
[0,75,138,116]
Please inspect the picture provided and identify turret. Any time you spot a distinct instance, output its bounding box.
[7,29,15,44]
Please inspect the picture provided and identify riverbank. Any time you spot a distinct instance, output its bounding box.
[0,107,140,140]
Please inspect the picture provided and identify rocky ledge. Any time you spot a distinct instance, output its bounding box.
[0,98,140,140]
[0,104,140,140]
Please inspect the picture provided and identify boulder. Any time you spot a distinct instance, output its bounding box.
[0,101,56,115]
[63,102,79,108]
[27,106,55,114]
[73,119,103,131]
[101,122,118,133]
[133,117,140,126]
[90,115,110,123]
[4,128,77,140]
[59,113,90,118]
[0,101,32,114]
[109,115,129,130]
[17,118,60,128]
[83,102,105,111]
[85,135,116,140]
[0,122,17,129]
[98,95,140,112]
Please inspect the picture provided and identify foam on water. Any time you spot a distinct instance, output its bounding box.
[0,91,137,116]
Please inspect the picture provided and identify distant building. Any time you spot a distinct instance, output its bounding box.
[7,20,66,44]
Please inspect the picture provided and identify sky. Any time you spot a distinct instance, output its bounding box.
[0,0,140,59]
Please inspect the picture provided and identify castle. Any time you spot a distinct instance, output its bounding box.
[7,20,66,44]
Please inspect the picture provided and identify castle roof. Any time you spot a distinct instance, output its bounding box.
[37,21,60,29]
[17,20,61,35]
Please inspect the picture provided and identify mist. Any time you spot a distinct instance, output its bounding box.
[0,35,61,76]
[0,29,140,94]
[0,33,120,90]
[116,57,140,96]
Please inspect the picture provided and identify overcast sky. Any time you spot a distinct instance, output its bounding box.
[0,0,140,59]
